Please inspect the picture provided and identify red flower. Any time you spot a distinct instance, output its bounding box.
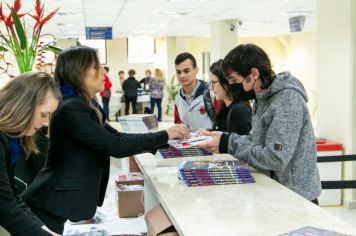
[0,3,5,21]
[0,0,59,74]
[3,0,24,27]
[29,0,59,31]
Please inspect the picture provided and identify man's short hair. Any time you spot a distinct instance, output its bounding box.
[118,70,125,75]
[175,52,197,68]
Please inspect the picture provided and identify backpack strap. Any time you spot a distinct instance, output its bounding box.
[203,89,215,121]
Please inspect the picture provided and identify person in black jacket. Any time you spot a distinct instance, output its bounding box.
[14,127,48,194]
[22,46,190,234]
[122,69,141,114]
[208,59,252,134]
[0,72,62,236]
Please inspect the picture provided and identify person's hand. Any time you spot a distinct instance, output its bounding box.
[199,131,222,153]
[196,128,212,135]
[165,124,190,140]
[41,225,62,236]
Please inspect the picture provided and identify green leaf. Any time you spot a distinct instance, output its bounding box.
[11,8,27,50]
[43,45,63,55]
[0,45,8,52]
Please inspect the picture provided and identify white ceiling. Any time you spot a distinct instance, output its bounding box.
[3,0,316,39]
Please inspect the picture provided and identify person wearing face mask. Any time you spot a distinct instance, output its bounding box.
[208,59,252,134]
[200,44,321,204]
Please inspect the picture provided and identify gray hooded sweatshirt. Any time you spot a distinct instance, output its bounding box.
[220,72,321,201]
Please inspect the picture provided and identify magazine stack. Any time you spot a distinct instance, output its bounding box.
[178,160,255,187]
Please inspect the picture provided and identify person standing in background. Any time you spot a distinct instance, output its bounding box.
[139,69,152,93]
[208,59,252,134]
[99,66,112,120]
[149,68,165,121]
[0,72,61,236]
[122,69,140,115]
[118,70,125,89]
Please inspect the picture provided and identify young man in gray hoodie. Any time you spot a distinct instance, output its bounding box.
[201,44,321,203]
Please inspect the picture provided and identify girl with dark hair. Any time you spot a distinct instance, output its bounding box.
[201,44,321,204]
[22,46,189,234]
[208,59,251,134]
[0,72,61,236]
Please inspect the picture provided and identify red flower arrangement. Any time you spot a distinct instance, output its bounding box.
[0,0,59,74]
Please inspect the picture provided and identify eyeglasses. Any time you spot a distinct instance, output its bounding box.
[209,80,219,86]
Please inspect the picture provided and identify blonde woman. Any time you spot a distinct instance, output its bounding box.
[149,68,165,121]
[0,72,61,236]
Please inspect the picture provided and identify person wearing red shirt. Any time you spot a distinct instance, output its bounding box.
[99,66,112,120]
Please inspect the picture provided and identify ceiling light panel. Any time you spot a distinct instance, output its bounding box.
[83,1,126,9]
[11,0,317,38]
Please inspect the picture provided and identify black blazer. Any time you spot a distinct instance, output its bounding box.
[15,127,48,193]
[0,132,50,236]
[22,96,168,221]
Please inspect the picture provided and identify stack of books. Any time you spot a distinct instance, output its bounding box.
[178,160,255,187]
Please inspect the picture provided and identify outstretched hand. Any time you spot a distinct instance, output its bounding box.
[199,130,222,153]
[166,124,190,140]
[42,225,62,236]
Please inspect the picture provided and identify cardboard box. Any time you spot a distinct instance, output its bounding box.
[115,180,144,218]
[118,172,144,184]
[145,205,178,236]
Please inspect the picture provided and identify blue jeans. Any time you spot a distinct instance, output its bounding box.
[102,97,110,119]
[150,98,162,121]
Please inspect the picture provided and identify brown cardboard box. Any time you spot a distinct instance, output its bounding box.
[145,205,178,236]
[115,180,144,218]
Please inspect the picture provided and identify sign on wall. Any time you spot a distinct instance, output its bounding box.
[85,27,112,40]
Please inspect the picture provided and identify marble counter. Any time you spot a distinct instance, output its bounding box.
[135,153,356,236]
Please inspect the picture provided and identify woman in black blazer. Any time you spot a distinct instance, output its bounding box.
[209,59,252,134]
[22,46,189,234]
[0,72,61,236]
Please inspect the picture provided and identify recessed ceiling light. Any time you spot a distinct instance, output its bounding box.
[57,23,84,27]
[143,23,167,28]
[133,30,156,34]
[168,0,209,2]
[281,11,313,17]
[155,11,182,17]
[57,12,83,16]
[64,30,84,35]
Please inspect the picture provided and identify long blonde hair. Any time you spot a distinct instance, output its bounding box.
[0,72,61,155]
[154,68,164,81]
[54,46,104,124]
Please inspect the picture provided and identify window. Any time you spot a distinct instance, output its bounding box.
[79,39,107,64]
[127,36,155,64]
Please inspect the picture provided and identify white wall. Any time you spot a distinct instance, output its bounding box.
[239,34,317,120]
[317,0,356,207]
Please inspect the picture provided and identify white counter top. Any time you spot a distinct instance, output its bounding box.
[135,153,356,236]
